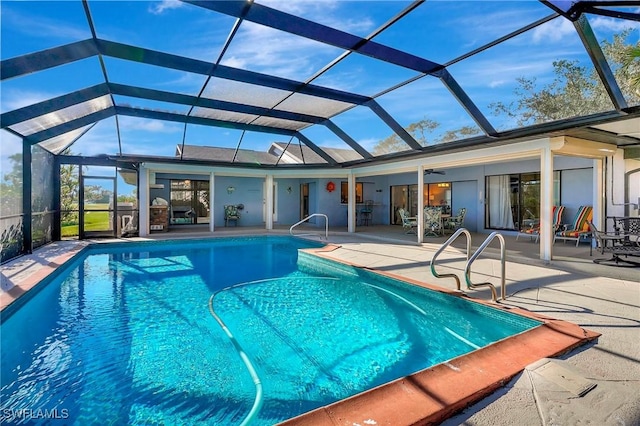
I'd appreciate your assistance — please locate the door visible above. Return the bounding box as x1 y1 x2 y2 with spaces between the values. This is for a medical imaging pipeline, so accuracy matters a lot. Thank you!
300 183 309 219
81 176 116 238
263 181 278 222
308 182 317 224
390 185 419 224
452 180 477 232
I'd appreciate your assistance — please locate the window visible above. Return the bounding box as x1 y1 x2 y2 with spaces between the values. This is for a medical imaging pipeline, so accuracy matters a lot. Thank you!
340 182 363 204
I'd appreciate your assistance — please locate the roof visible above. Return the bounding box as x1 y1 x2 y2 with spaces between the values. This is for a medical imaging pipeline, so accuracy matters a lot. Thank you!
176 141 362 166
1 0 639 169
178 144 279 165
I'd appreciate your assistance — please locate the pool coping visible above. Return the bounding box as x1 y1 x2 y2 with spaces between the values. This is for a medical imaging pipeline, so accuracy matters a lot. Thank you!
278 247 601 426
0 241 89 312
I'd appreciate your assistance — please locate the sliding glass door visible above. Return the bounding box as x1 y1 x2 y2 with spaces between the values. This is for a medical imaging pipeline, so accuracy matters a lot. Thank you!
391 183 452 224
170 180 210 225
485 172 560 230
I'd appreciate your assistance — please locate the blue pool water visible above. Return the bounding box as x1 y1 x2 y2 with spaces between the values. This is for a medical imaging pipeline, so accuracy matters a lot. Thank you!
1 236 540 425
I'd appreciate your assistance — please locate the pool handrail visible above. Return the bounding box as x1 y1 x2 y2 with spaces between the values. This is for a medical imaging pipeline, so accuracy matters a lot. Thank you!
430 228 472 292
464 231 506 302
289 213 329 240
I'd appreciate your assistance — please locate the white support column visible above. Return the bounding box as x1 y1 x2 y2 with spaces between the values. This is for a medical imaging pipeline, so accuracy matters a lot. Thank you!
417 167 424 243
139 166 150 237
539 147 553 262
265 174 274 230
209 172 215 233
348 174 356 233
593 158 605 231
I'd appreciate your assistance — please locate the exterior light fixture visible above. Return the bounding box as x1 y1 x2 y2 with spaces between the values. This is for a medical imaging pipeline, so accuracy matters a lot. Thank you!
227 186 235 194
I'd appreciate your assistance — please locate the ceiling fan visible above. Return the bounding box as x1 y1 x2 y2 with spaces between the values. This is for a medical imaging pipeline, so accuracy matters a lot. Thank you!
424 168 446 175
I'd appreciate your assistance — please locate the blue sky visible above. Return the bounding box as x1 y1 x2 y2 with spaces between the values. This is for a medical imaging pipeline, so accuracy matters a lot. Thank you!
1 0 638 176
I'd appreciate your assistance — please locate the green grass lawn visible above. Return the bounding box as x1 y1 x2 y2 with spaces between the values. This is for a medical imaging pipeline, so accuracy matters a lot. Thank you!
61 204 112 237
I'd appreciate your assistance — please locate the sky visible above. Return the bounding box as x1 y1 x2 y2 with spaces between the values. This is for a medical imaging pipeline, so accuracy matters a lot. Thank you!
1 0 639 178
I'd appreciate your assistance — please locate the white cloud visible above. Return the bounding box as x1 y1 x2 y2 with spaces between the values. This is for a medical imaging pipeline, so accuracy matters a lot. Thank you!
589 16 640 34
0 89 59 113
260 0 375 34
488 79 509 89
148 0 184 15
2 7 89 44
221 22 339 80
217 1 379 80
356 137 381 151
448 6 544 45
531 18 575 44
118 116 183 133
260 0 339 16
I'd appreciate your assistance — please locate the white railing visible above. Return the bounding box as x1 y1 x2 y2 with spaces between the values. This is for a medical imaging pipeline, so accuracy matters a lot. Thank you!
289 213 329 240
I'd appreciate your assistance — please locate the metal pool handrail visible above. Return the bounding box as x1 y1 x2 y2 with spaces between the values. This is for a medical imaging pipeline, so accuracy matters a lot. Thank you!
289 213 329 240
464 232 506 302
430 228 472 292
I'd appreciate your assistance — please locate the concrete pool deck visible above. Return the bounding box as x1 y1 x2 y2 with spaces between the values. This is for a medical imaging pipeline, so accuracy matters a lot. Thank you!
1 229 638 425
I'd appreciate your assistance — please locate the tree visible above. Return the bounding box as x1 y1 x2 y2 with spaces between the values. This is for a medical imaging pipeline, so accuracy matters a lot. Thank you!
372 118 439 155
0 153 23 215
489 30 640 126
622 44 640 95
439 126 483 143
372 116 482 155
59 163 79 225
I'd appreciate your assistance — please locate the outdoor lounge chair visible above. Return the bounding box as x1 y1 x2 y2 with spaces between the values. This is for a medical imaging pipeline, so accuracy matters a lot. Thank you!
398 208 417 234
588 221 640 266
516 205 564 243
554 205 593 247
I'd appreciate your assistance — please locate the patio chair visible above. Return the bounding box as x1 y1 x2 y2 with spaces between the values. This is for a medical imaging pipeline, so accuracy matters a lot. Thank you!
397 208 417 234
516 205 564 243
424 206 442 237
588 221 640 266
360 200 374 226
445 207 467 233
224 204 240 227
554 205 593 247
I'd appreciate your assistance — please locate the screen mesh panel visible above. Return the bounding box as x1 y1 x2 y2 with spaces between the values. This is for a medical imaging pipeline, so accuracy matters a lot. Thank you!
37 125 93 155
275 92 355 118
192 107 260 124
203 78 292 109
9 96 112 137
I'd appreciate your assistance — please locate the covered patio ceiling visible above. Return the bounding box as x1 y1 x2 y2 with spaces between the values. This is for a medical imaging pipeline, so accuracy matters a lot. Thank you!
1 0 639 169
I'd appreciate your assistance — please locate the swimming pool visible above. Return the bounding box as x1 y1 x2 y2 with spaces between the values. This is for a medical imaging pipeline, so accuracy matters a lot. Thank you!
1 236 541 425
